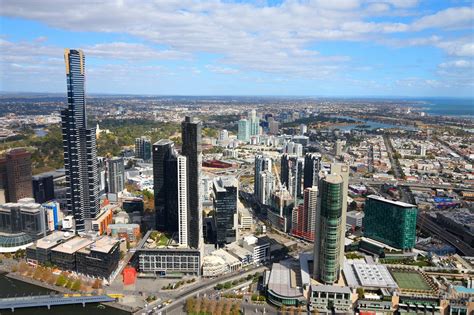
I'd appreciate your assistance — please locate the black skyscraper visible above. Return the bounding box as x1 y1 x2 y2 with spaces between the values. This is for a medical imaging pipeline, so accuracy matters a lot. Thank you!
61 49 99 232
153 139 179 232
280 154 290 188
32 175 55 204
213 177 237 246
181 116 203 250
304 153 321 189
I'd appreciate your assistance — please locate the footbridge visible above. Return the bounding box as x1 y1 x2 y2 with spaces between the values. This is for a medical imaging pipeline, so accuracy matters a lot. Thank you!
0 294 117 311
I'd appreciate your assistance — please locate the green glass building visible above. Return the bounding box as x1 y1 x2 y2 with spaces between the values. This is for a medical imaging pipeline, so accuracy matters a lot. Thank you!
313 174 344 284
364 195 418 250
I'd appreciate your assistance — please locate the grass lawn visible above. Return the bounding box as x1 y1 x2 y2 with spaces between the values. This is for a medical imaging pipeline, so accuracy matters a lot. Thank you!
390 271 431 291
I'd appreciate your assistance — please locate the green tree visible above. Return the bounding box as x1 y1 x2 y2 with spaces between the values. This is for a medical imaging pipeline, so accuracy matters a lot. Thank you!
55 274 67 287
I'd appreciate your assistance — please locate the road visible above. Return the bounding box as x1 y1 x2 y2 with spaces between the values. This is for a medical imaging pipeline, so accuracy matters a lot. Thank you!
418 214 474 256
134 266 268 315
383 134 403 178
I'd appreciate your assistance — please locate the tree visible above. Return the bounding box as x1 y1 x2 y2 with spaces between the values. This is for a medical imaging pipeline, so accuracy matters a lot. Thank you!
71 279 82 291
356 287 365 298
185 298 196 313
56 274 67 287
92 279 102 289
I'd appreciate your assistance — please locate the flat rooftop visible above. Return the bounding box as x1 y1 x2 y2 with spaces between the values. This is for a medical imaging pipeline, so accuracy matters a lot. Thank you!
51 236 94 255
213 176 237 192
343 259 398 289
367 194 416 208
36 231 75 250
80 236 119 254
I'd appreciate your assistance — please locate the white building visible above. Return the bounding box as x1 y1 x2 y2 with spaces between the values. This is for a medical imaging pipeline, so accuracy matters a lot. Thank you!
177 155 188 246
239 207 253 230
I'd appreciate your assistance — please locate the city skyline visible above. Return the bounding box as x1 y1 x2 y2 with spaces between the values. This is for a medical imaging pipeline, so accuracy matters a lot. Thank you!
1 1 473 97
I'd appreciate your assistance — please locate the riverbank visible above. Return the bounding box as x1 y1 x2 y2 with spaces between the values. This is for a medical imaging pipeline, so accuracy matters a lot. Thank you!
4 272 136 313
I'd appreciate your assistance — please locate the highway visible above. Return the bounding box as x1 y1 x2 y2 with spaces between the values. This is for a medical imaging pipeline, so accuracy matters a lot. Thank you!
418 214 474 256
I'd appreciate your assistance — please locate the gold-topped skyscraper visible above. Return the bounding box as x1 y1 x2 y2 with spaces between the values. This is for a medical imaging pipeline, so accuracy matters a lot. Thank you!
61 49 99 232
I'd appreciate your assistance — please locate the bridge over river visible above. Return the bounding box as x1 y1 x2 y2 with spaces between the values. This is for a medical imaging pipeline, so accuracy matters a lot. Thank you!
0 294 116 311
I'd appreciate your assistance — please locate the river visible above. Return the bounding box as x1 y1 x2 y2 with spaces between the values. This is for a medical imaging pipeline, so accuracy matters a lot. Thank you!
0 273 129 315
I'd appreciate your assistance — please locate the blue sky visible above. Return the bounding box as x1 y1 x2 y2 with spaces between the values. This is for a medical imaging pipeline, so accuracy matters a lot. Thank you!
0 0 473 97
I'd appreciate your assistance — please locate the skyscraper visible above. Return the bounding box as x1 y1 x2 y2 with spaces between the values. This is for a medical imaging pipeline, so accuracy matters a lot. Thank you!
181 116 203 250
364 195 418 250
303 153 321 189
281 154 303 200
153 139 178 232
249 109 260 136
177 155 188 246
258 170 275 205
213 177 238 246
135 136 152 161
61 49 99 232
107 157 125 194
238 119 250 142
32 174 55 204
313 174 344 284
254 154 272 197
0 148 33 203
291 186 318 242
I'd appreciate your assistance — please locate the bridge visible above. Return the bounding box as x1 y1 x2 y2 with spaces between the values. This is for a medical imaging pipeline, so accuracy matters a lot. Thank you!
0 294 116 311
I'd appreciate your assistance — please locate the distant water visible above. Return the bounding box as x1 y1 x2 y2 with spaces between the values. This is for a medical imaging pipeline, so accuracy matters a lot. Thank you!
409 98 474 117
34 129 48 137
0 273 128 315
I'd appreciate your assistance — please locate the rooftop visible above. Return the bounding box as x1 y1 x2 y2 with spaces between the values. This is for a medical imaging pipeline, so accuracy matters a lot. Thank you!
51 237 94 255
311 284 351 294
367 194 416 208
36 231 74 250
268 262 303 298
343 259 398 289
80 236 119 254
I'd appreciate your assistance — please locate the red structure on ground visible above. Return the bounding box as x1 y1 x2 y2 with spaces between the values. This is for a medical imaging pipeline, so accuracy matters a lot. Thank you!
122 266 137 285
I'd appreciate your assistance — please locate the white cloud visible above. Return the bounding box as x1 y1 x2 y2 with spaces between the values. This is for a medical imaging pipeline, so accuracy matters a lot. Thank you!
412 6 474 30
0 0 473 93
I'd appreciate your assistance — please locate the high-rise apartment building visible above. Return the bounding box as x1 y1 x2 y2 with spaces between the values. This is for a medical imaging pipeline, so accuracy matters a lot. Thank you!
303 153 321 189
107 157 124 194
254 155 272 196
280 154 303 199
335 139 344 156
176 155 188 246
32 174 55 204
291 186 318 242
313 174 344 284
258 170 275 205
249 109 260 136
238 119 250 142
135 136 152 161
364 195 418 250
213 177 238 246
0 148 33 203
61 49 99 232
181 116 203 250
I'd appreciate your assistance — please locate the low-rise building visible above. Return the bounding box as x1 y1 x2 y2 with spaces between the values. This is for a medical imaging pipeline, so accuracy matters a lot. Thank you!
76 236 120 279
265 262 306 307
107 223 140 242
309 285 352 313
50 237 94 271
239 207 253 230
135 230 201 276
91 207 113 235
26 231 74 264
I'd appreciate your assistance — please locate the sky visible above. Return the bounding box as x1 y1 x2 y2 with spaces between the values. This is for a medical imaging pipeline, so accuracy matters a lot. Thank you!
0 0 473 97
